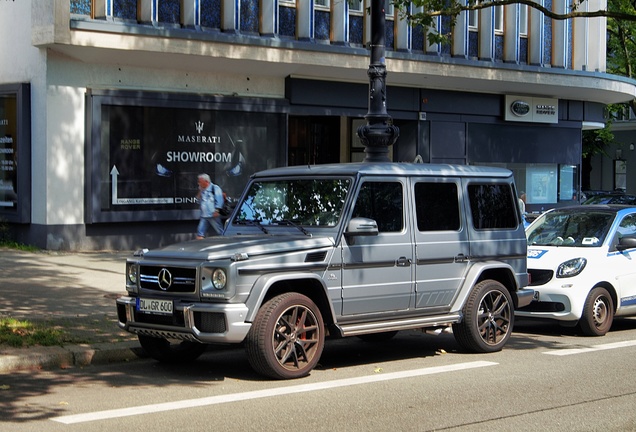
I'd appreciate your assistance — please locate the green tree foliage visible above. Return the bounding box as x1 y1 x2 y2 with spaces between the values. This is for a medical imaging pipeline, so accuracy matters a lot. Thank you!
606 0 636 114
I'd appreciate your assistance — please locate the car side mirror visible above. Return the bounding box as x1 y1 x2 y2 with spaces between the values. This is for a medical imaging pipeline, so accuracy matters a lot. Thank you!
616 236 636 251
345 217 379 237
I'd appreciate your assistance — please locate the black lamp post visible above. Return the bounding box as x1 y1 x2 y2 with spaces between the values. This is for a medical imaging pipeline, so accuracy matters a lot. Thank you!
357 0 399 162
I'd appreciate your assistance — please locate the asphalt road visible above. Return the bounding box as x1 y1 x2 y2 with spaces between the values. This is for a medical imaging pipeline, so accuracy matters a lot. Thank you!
1 317 636 432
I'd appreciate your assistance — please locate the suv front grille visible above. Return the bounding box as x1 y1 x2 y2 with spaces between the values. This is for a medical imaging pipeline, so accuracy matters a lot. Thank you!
139 265 197 293
528 269 554 286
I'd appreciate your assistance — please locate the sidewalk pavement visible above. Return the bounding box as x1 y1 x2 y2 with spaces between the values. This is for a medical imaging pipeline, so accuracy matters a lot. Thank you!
0 248 146 373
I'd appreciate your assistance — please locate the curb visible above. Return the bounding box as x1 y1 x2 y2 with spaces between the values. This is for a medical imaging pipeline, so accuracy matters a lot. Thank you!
0 341 145 373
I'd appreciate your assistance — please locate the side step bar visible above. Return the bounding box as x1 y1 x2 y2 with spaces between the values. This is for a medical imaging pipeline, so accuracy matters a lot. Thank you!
336 313 462 337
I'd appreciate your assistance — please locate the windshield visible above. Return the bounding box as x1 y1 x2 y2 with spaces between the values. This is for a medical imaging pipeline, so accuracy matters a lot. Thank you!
233 178 351 227
527 210 614 247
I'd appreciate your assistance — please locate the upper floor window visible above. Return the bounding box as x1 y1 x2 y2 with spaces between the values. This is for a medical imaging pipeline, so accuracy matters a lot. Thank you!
349 0 363 13
468 1 479 29
519 4 528 35
280 0 295 5
384 0 394 17
315 0 330 9
494 5 504 33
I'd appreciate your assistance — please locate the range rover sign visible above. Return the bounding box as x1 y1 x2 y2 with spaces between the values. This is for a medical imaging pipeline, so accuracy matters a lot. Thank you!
505 95 558 124
510 100 531 117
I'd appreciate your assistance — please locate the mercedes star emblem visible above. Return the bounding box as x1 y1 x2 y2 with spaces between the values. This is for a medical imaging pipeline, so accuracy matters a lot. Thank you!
157 268 173 290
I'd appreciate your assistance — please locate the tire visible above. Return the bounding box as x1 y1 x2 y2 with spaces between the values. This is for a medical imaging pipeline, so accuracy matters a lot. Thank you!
138 335 207 363
246 293 325 380
357 331 399 343
452 280 514 353
579 287 614 336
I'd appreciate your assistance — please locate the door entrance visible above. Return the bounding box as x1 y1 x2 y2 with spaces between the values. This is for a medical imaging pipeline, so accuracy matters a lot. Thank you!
288 116 340 166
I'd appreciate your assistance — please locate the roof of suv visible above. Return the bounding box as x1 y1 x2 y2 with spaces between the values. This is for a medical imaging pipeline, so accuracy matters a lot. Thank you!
252 162 513 179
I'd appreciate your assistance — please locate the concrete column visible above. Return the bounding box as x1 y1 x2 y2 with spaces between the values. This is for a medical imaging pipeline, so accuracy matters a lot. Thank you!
452 1 467 58
261 0 276 36
182 0 199 28
395 2 411 51
331 0 347 44
478 3 494 61
552 0 567 68
92 0 113 20
297 0 314 40
503 3 519 63
528 0 544 65
222 0 239 32
138 0 158 24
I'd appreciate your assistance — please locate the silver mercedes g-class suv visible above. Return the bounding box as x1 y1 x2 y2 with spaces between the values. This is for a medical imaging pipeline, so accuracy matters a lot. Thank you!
117 162 533 379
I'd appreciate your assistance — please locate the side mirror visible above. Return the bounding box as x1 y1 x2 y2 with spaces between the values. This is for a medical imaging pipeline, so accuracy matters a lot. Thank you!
345 217 379 237
616 236 636 252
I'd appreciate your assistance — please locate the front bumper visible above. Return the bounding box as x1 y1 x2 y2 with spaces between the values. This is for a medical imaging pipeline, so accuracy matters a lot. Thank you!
116 296 251 344
514 284 583 322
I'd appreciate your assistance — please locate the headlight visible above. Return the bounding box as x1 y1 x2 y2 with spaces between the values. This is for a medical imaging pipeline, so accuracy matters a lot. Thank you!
212 268 227 289
127 263 138 284
556 257 587 278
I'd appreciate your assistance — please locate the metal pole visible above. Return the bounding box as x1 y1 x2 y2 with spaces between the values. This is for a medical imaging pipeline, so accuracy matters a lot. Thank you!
357 0 399 162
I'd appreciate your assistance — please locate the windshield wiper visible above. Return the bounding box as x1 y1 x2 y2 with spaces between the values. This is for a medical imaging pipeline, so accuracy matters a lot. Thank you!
279 219 312 237
235 219 268 234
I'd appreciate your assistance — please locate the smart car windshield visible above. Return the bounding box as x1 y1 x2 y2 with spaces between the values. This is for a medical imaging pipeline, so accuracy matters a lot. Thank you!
233 178 351 227
527 210 614 247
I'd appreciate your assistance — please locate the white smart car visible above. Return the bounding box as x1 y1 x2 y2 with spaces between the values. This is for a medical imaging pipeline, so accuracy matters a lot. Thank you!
517 205 636 336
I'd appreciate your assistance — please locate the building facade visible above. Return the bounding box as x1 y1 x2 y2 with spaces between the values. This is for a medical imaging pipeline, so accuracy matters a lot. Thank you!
1 0 635 250
588 108 636 195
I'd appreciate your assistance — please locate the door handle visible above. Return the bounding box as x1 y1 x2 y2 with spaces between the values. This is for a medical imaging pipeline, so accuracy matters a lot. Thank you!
396 257 411 267
454 254 469 263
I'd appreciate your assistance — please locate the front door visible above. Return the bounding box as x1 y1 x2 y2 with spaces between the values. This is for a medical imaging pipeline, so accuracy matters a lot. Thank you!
341 179 414 315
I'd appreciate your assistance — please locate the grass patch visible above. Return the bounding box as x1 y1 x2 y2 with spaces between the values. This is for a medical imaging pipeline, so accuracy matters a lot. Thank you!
0 317 65 348
0 217 39 252
0 241 39 252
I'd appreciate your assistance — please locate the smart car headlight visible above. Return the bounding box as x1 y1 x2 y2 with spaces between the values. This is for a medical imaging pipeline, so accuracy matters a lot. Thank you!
212 268 227 290
556 257 587 278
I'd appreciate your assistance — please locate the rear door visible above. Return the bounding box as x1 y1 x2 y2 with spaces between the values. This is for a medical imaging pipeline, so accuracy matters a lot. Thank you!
412 178 470 309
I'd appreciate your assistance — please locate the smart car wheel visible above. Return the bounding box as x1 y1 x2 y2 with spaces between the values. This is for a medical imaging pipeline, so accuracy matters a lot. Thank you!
579 287 614 336
452 280 513 353
246 293 325 380
138 335 207 363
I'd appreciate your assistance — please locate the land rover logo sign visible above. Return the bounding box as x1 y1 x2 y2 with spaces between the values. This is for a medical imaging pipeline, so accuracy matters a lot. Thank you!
158 268 173 290
511 100 531 117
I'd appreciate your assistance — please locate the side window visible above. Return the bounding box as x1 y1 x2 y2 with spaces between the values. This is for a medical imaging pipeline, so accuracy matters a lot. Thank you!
352 182 403 233
468 183 518 229
414 182 460 231
618 214 636 238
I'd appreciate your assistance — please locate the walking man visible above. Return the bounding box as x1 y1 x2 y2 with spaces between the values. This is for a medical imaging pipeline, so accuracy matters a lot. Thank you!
196 173 224 239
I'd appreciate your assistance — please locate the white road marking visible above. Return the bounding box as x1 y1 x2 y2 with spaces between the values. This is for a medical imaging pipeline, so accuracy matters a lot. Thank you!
543 339 636 356
51 361 497 424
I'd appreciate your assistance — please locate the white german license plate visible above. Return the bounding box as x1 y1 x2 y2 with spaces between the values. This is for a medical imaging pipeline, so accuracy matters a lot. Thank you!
136 298 173 315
